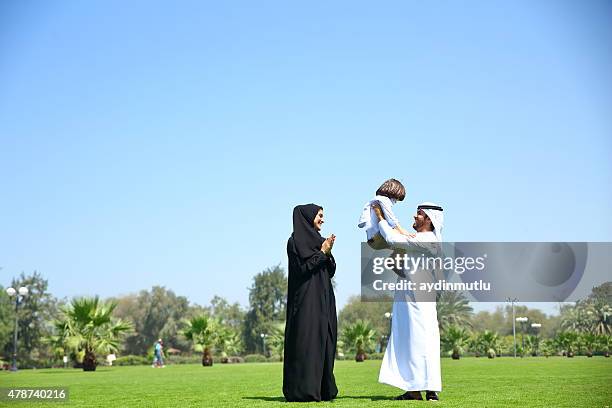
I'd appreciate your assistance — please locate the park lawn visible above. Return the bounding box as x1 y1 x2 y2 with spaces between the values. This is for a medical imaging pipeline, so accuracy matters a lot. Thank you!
0 357 610 408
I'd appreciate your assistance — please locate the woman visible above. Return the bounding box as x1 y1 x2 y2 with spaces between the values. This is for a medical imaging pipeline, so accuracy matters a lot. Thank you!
283 204 338 402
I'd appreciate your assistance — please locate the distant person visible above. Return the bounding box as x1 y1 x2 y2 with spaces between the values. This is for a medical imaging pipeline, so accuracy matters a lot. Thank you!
152 339 165 368
283 204 338 402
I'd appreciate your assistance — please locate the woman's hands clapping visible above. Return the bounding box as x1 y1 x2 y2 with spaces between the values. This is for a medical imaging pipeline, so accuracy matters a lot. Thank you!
321 234 336 255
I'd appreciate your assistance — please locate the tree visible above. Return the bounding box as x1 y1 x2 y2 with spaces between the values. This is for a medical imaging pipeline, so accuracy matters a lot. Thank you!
214 324 243 363
537 339 556 357
209 296 245 332
581 333 597 357
341 320 377 362
584 299 611 335
56 297 131 371
338 296 391 351
183 315 218 366
555 331 579 358
596 335 611 357
474 330 501 359
441 325 470 360
525 335 541 357
113 286 190 355
267 321 286 361
559 283 612 336
3 272 60 367
0 286 13 361
243 265 287 353
470 307 507 335
436 291 473 331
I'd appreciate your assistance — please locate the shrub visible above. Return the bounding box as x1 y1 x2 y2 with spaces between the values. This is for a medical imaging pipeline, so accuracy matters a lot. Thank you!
368 352 384 360
266 355 282 362
228 356 244 364
244 354 267 363
165 355 202 365
114 355 149 366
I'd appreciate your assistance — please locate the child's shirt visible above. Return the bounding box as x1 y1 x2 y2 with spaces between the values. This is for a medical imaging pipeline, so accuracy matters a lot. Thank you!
357 195 400 240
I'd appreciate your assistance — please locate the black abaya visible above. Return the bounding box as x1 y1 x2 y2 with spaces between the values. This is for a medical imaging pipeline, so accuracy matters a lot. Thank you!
283 204 338 402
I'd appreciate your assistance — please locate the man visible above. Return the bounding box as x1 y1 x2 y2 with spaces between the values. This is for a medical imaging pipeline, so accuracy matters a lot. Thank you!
372 202 444 401
152 339 165 368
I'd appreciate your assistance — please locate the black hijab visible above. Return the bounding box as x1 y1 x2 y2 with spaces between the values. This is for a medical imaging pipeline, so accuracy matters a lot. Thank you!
292 204 325 259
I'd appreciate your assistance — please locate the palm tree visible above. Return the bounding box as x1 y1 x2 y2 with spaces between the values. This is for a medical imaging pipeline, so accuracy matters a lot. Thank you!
561 303 591 333
441 325 470 360
475 330 501 359
556 331 579 358
214 325 243 363
44 320 70 364
562 300 611 335
341 320 377 362
56 297 132 371
436 291 473 332
581 333 597 357
585 300 612 335
267 321 286 362
469 335 484 357
525 335 541 357
596 335 611 357
183 315 218 366
540 339 556 358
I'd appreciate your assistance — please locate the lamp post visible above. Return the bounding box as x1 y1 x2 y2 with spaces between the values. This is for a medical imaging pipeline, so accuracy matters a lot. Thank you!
260 333 267 357
384 312 392 336
516 317 529 356
506 297 518 357
5 286 29 371
531 323 542 356
382 312 392 353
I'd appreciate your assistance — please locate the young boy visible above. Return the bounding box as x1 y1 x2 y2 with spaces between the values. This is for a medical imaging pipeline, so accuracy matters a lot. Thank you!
358 178 411 249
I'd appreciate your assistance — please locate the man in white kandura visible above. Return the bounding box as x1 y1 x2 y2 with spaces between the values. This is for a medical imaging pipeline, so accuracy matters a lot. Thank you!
372 202 444 401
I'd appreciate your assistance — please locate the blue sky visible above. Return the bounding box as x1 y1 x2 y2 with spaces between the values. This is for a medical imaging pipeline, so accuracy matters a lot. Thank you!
1 1 611 315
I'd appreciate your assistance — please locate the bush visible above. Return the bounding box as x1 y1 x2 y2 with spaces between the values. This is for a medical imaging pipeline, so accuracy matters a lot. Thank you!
114 355 149 366
368 352 384 360
165 355 202 365
244 354 267 363
266 355 282 362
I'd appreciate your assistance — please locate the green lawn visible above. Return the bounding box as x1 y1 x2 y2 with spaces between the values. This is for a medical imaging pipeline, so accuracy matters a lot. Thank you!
1 357 610 407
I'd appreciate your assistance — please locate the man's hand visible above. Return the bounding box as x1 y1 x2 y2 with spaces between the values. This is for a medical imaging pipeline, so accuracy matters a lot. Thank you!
372 203 385 221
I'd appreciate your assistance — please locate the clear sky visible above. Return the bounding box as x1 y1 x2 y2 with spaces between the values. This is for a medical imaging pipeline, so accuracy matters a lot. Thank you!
1 1 611 315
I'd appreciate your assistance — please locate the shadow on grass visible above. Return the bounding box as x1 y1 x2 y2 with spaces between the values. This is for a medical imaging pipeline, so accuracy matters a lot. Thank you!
243 396 392 402
242 397 286 402
36 370 112 374
335 396 392 401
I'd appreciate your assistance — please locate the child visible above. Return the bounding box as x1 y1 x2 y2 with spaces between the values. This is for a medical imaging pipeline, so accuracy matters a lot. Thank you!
358 178 411 249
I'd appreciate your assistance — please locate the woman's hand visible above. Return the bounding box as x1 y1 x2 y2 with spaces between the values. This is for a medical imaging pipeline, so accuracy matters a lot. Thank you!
321 234 336 255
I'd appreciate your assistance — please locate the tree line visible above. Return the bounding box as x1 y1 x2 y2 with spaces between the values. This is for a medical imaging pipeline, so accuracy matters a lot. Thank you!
1 269 610 369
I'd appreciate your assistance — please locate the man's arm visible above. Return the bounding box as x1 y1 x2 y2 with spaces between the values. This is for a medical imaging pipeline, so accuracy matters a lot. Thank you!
373 204 438 251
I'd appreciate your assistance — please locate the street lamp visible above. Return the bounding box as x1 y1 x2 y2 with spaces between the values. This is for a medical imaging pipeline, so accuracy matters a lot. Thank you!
260 333 267 357
6 286 29 371
382 312 393 352
516 317 529 356
531 323 542 356
506 297 518 357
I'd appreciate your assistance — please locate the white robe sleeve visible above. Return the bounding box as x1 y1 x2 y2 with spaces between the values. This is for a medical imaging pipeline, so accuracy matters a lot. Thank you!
378 220 439 254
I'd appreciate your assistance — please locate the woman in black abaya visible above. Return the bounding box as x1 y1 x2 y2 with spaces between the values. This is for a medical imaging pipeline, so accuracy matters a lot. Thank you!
283 204 338 402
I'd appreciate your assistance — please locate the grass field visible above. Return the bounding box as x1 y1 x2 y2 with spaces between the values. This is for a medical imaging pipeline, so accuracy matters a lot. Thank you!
1 357 610 407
